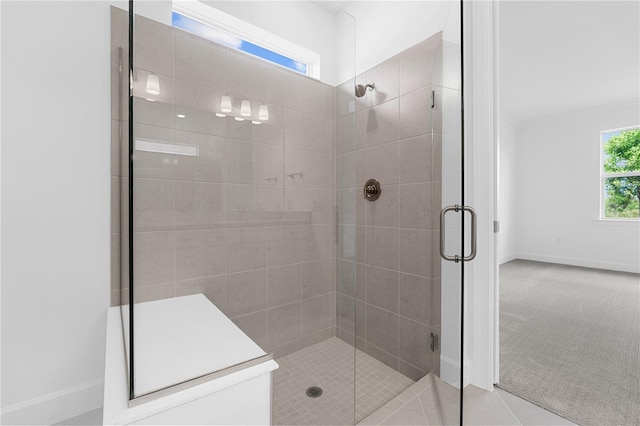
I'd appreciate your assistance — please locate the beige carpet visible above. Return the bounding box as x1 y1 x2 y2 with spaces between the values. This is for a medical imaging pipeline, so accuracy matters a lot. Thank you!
499 260 640 426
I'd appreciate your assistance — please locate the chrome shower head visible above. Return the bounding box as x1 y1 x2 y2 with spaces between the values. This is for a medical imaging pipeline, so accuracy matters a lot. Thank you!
355 83 375 98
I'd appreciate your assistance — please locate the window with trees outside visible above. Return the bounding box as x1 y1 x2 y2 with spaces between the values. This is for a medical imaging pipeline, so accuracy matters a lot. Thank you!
601 126 640 219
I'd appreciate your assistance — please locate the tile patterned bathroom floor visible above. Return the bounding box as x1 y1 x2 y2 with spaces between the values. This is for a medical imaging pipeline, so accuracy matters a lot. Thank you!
358 373 576 426
273 337 415 425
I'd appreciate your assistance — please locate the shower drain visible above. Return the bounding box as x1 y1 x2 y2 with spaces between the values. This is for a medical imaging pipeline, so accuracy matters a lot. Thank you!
306 386 323 398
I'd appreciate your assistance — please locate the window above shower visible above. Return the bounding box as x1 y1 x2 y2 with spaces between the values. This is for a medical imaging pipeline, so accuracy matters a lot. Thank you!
172 0 321 79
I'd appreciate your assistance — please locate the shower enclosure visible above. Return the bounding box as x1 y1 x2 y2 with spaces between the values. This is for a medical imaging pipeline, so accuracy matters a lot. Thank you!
111 1 468 423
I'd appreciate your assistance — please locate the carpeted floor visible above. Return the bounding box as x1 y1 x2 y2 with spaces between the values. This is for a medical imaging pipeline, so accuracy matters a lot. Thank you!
499 260 640 426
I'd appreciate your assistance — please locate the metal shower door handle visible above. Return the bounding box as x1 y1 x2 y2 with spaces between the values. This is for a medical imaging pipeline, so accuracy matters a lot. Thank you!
439 205 477 263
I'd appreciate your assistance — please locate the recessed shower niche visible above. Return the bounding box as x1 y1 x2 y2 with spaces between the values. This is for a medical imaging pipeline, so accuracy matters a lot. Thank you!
110 1 464 423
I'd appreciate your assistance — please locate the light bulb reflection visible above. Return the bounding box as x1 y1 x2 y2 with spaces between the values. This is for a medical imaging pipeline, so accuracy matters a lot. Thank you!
146 74 160 95
258 104 269 121
221 95 232 113
240 100 251 117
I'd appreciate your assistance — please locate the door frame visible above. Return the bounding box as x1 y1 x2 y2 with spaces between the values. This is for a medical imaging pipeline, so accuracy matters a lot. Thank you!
462 0 499 391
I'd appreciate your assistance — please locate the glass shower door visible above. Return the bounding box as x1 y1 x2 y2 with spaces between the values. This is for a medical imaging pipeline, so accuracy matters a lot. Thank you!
342 1 467 424
121 1 360 421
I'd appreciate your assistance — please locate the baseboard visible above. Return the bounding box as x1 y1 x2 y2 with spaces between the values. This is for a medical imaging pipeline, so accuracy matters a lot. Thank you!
1 379 103 425
516 253 640 274
498 254 518 265
439 355 471 388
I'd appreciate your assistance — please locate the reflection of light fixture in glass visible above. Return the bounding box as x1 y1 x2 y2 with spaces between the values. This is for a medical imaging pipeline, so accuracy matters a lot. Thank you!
221 95 232 113
234 117 245 121
258 104 269 121
145 98 156 102
177 114 186 119
252 121 261 125
146 74 160 95
215 113 226 118
136 139 199 156
241 100 251 117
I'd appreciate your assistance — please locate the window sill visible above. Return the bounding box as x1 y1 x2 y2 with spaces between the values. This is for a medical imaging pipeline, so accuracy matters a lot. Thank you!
593 218 640 225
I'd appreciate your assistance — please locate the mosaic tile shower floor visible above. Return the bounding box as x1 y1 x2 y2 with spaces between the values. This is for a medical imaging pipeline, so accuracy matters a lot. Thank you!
273 338 414 425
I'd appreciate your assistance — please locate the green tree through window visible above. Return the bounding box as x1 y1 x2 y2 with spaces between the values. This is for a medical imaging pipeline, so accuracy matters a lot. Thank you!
603 128 640 218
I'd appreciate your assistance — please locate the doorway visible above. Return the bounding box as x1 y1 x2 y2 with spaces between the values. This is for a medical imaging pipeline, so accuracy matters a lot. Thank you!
496 2 640 425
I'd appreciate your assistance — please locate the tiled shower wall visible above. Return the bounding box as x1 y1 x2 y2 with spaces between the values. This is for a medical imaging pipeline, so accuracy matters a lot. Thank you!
111 9 337 358
111 9 445 373
335 33 444 381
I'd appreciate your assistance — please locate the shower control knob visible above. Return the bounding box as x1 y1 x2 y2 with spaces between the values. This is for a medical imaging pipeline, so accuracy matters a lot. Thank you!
364 179 381 201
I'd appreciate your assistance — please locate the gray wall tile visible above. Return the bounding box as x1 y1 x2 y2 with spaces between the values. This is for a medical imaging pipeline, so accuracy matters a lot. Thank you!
367 56 399 107
175 30 225 90
268 264 302 307
366 305 399 356
398 229 435 278
365 99 399 147
174 131 228 183
174 80 225 136
366 142 399 185
226 227 268 273
232 310 268 350
133 178 175 231
175 181 225 229
134 282 175 304
268 301 301 348
399 86 433 140
366 227 399 270
176 275 226 312
226 50 268 101
175 229 225 280
398 317 431 372
301 259 335 298
301 293 335 335
398 183 434 230
226 269 267 317
284 109 335 154
266 226 302 267
364 341 398 371
133 123 177 180
366 184 399 227
399 134 433 184
132 231 175 286
399 32 441 95
134 15 174 77
399 273 432 325
366 266 399 313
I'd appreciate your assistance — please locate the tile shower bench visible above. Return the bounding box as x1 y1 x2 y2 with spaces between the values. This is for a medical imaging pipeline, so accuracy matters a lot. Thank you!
103 294 278 424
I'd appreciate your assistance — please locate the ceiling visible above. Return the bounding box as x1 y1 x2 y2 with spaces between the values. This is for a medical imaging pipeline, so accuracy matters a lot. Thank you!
499 1 640 124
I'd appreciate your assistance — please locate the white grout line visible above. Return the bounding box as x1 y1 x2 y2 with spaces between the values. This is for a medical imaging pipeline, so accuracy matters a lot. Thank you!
417 395 430 426
493 388 524 426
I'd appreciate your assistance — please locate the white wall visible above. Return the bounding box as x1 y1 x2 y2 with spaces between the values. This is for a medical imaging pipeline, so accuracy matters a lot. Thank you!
1 1 111 424
515 98 640 273
498 114 518 263
337 1 455 83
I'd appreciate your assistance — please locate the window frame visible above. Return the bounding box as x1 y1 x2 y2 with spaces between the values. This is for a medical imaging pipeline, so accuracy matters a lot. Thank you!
600 125 640 221
172 0 321 79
